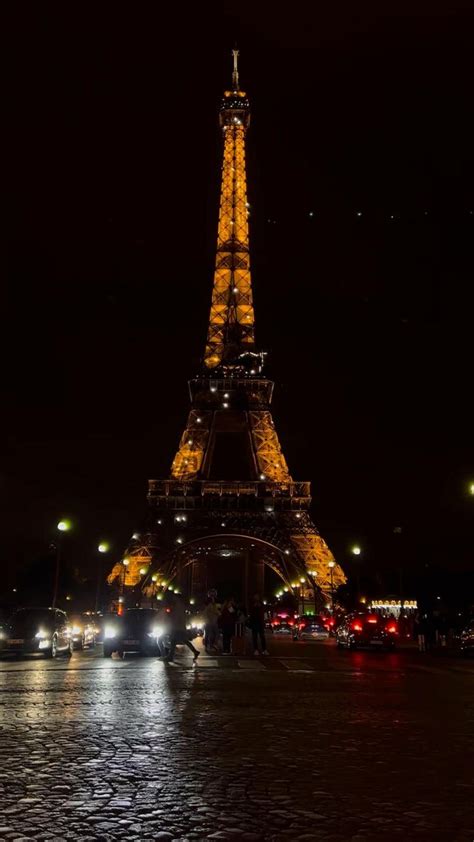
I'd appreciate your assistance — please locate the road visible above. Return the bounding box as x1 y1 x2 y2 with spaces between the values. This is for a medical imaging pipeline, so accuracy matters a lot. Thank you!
0 637 473 841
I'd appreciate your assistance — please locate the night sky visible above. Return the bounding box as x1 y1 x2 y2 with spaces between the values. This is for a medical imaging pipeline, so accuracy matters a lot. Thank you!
5 3 474 603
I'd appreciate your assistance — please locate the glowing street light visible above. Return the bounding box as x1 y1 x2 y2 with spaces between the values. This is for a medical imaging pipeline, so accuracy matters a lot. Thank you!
52 519 73 608
328 561 336 611
351 546 362 556
469 482 474 496
95 541 110 612
119 557 130 603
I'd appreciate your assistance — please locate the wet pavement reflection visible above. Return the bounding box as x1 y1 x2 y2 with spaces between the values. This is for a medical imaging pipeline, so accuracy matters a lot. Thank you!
0 639 473 840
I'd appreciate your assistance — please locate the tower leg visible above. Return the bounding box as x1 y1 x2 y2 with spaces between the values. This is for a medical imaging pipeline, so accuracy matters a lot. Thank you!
191 559 207 602
244 551 249 614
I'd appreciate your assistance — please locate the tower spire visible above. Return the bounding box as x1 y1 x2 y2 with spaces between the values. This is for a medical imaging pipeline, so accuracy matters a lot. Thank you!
232 47 239 90
204 52 255 371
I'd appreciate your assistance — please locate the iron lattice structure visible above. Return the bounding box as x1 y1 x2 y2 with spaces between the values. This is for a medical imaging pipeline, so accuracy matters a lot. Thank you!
108 51 346 607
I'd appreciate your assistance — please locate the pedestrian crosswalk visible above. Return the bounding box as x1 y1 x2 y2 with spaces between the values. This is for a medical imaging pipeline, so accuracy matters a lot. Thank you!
169 653 474 676
176 655 317 672
1 652 473 676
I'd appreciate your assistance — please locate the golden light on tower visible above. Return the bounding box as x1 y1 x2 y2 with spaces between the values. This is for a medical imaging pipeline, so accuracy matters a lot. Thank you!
108 51 347 605
204 48 255 369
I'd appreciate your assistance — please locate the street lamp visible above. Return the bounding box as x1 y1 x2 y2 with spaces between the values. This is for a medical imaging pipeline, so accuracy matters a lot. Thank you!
307 569 318 613
299 576 306 615
351 545 362 599
120 558 129 593
52 519 72 608
95 542 110 612
328 561 335 612
469 482 474 496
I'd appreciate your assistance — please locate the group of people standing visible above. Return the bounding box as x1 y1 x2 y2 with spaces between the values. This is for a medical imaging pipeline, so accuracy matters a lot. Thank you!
197 594 269 656
155 592 269 664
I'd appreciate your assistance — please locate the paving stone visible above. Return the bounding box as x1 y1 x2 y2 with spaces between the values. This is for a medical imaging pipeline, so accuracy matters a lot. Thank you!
0 644 473 841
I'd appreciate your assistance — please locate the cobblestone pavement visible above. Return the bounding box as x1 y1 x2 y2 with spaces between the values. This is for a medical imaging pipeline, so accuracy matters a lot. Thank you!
0 640 473 841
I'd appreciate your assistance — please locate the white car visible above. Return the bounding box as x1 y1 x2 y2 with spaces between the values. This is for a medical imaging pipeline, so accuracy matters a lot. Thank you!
298 619 330 641
271 620 296 636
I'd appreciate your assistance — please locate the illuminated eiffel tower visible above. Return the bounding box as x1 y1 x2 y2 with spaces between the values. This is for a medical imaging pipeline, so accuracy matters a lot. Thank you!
108 51 346 609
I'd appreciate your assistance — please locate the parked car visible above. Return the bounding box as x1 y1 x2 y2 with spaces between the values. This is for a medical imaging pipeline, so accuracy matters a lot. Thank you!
297 616 330 641
336 612 398 651
103 608 161 657
69 615 97 650
459 621 474 655
3 608 73 658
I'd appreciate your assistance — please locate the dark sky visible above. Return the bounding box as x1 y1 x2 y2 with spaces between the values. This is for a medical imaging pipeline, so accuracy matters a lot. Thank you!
4 2 474 597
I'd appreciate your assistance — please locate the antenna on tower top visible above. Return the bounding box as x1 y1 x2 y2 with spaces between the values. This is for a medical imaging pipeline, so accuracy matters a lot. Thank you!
232 47 239 90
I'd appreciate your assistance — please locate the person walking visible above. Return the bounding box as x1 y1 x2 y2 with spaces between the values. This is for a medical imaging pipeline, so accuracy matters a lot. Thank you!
166 593 200 664
249 593 269 655
156 603 173 659
219 598 237 654
415 611 430 653
202 598 220 653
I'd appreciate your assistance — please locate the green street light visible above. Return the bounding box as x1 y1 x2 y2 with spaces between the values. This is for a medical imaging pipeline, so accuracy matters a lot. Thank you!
57 519 72 532
351 545 362 556
469 482 474 496
98 542 110 553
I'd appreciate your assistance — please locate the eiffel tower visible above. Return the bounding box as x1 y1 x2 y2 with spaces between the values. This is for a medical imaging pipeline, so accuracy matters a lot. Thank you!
108 51 346 610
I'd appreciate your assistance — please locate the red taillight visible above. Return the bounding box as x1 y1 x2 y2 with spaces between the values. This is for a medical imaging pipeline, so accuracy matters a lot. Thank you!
327 618 335 627
367 616 378 624
288 620 294 627
352 622 363 632
387 624 398 633
272 621 278 627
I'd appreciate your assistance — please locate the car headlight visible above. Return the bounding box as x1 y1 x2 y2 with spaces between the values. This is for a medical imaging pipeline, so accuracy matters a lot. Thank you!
71 625 82 635
148 625 163 638
104 626 118 639
0 631 5 640
35 628 49 640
